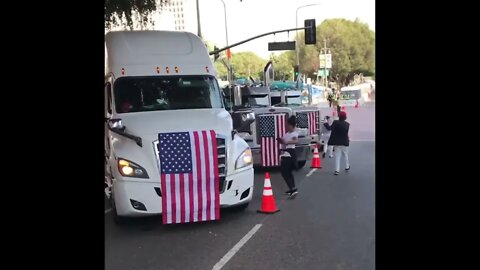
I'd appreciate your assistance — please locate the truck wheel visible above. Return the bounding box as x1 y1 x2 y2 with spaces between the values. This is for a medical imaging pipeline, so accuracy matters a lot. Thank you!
232 202 249 212
297 161 307 169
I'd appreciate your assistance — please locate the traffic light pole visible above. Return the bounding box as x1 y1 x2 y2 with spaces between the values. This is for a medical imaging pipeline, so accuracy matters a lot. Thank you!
295 3 321 66
209 26 311 56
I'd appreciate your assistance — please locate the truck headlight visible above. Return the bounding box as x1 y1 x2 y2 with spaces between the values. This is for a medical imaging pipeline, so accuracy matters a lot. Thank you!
235 148 253 169
117 158 149 179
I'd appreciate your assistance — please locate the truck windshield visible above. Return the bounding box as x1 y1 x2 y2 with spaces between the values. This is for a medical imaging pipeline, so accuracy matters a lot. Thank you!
247 95 269 107
287 96 302 105
114 76 223 113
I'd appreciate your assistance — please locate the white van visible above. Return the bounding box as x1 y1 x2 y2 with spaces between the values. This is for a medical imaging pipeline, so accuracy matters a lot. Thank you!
105 31 254 223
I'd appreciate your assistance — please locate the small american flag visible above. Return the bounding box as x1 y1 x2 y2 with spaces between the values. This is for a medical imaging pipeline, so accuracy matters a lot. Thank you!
259 114 286 167
158 130 220 224
297 111 319 135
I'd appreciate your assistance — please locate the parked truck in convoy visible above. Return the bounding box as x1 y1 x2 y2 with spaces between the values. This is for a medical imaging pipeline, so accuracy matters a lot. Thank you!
269 81 322 153
104 31 255 223
222 62 314 169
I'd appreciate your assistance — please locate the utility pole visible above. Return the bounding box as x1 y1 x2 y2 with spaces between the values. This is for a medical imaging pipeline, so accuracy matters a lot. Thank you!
320 38 331 88
323 38 327 88
196 0 202 38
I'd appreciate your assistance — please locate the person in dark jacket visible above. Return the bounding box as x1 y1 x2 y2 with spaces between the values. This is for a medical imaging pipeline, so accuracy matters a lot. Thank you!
325 111 350 175
327 92 333 107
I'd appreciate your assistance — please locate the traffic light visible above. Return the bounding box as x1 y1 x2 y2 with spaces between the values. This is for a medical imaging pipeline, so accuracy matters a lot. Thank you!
293 65 299 79
214 46 220 62
304 19 316 45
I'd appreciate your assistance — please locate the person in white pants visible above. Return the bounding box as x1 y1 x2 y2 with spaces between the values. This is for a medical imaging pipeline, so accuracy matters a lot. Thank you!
325 111 351 175
321 116 333 158
334 145 349 174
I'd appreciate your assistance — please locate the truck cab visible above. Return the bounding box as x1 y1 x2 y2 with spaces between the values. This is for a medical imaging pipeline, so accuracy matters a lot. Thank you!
270 81 322 154
222 63 313 169
105 31 254 222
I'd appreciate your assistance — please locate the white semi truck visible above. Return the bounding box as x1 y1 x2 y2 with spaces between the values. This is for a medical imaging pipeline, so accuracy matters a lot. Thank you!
104 31 255 223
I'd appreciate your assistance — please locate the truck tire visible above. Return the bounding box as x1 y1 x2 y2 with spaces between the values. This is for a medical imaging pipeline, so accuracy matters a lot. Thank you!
297 161 307 169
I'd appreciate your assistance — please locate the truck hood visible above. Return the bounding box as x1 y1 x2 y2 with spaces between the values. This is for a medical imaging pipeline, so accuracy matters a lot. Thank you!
118 109 233 142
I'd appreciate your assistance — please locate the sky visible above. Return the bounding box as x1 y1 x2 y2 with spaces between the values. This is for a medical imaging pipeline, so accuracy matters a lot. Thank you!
194 0 375 58
113 0 375 59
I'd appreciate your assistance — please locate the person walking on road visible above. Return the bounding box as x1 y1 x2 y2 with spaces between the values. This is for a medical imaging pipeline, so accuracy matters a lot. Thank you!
277 115 299 198
327 92 333 108
325 111 350 175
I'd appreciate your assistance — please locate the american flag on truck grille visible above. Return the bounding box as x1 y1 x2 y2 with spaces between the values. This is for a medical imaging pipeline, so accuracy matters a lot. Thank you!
259 114 286 167
297 111 319 135
158 130 220 225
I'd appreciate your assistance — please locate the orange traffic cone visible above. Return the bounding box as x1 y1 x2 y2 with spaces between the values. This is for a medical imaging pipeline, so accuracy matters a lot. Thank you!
311 144 322 168
257 172 280 214
355 101 359 108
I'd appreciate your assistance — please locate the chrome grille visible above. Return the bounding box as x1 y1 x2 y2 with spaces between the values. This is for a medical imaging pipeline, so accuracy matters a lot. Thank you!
216 136 227 193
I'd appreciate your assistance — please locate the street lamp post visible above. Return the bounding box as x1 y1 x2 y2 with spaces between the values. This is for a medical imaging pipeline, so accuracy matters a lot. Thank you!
295 3 321 66
218 0 231 83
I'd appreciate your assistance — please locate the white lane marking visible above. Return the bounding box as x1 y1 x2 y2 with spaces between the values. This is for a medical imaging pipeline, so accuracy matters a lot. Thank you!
105 208 112 214
306 168 318 177
212 224 263 270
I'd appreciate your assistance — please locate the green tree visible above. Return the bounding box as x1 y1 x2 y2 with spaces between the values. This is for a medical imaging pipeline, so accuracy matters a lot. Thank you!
229 52 266 80
214 57 228 80
105 0 170 29
269 52 295 81
296 18 375 88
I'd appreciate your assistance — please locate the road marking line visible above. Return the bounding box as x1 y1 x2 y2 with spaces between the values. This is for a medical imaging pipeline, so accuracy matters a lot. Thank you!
105 208 112 214
212 224 262 270
306 168 317 177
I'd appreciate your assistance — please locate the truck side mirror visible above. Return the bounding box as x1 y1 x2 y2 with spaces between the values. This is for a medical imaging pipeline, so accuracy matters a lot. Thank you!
240 112 255 129
108 119 125 132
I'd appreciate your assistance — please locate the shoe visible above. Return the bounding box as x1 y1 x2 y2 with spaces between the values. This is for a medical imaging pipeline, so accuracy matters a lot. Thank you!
329 155 334 158
345 166 350 171
284 190 292 195
334 171 339 175
288 191 299 199
322 153 326 158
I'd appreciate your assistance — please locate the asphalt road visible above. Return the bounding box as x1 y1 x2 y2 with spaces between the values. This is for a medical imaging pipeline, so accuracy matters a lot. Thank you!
105 105 375 270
